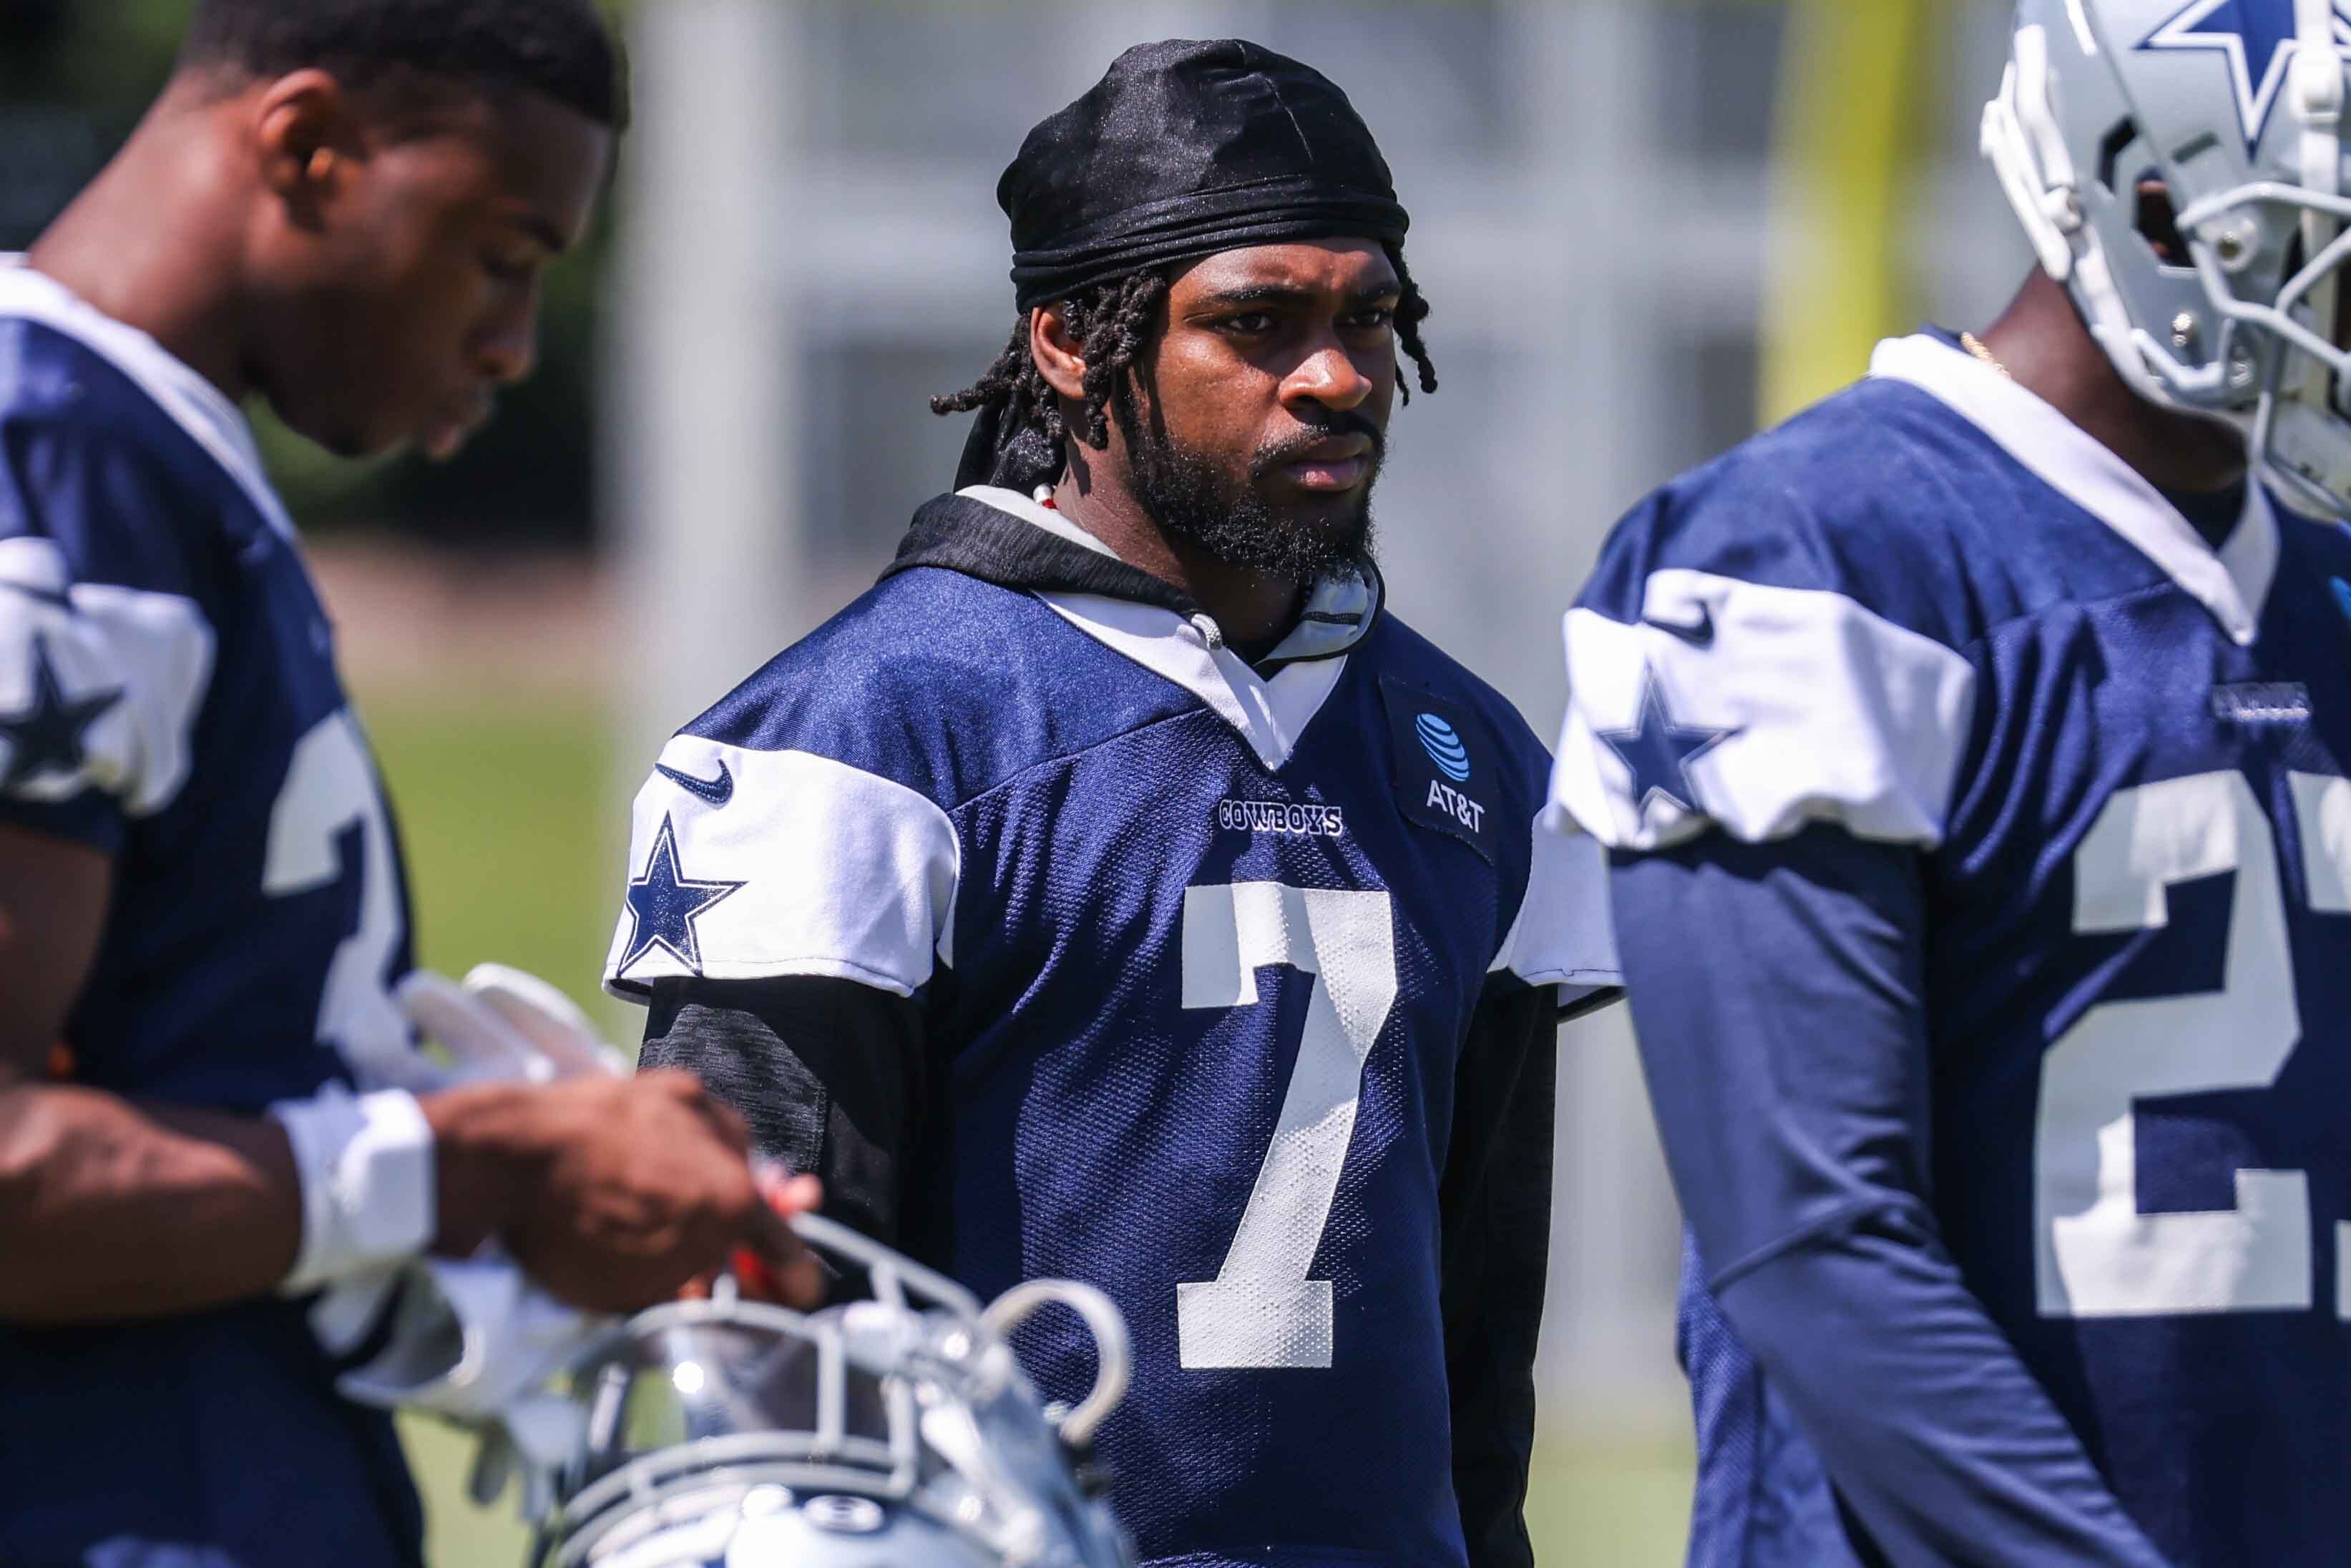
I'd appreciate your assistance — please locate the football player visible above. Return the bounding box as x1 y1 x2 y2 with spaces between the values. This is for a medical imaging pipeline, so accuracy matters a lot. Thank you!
1548 0 2351 1563
0 5 816 1565
603 39 1621 1568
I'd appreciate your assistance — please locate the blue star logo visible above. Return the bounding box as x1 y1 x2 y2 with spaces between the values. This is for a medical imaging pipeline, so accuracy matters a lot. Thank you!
2142 0 2351 150
0 633 123 792
1595 673 1733 818
616 815 745 976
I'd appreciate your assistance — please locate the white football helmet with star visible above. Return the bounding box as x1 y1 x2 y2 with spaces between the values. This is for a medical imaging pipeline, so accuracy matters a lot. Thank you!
1985 0 2351 513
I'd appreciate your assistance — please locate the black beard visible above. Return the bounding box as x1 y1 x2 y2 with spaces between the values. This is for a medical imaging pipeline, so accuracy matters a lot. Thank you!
1118 401 1383 583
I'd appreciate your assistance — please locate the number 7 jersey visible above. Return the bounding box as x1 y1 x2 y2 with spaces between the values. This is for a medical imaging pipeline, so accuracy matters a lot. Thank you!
604 486 1619 1567
1551 331 2351 1566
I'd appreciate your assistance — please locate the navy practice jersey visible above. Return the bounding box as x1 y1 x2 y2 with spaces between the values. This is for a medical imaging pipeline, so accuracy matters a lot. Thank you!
606 487 1618 1568
1551 331 2351 1565
0 263 421 1567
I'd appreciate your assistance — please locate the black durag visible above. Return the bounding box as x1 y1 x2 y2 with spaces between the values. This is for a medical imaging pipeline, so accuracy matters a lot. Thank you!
957 38 1412 491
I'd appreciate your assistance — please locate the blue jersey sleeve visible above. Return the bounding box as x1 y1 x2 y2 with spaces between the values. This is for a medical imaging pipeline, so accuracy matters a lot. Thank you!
0 388 217 853
1676 1229 1866 1568
1615 829 2169 1568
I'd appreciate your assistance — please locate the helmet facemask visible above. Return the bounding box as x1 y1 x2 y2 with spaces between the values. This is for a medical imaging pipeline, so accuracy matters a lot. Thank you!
528 1216 1135 1568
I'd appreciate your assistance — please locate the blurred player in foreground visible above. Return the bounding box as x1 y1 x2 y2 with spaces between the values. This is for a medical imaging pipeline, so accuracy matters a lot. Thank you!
1550 0 2351 1563
0 4 816 1564
604 39 1619 1568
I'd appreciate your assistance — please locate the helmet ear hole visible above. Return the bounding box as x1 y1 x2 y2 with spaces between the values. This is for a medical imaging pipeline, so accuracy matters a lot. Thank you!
2091 117 2193 273
2134 177 2193 270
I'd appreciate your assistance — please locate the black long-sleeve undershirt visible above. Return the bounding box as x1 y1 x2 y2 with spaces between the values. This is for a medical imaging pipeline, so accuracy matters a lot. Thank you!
638 975 930 1248
1438 978 1562 1568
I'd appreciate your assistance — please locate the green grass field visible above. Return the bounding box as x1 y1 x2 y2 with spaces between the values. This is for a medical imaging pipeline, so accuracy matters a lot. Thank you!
361 692 1694 1566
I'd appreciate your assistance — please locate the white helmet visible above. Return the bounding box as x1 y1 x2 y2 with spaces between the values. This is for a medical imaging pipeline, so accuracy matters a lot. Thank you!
1985 0 2351 513
527 1216 1134 1568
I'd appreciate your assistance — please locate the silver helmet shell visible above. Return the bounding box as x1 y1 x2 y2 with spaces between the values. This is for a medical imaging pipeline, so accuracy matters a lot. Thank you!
1983 0 2351 513
532 1216 1134 1568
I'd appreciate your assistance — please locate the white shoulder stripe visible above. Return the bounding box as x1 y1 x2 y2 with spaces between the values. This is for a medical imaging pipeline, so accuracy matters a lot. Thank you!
604 738 961 1000
0 536 215 816
1550 568 1977 851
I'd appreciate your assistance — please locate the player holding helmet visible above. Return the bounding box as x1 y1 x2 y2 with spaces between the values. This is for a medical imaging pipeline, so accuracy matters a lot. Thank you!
1550 1 2351 1563
0 6 816 1565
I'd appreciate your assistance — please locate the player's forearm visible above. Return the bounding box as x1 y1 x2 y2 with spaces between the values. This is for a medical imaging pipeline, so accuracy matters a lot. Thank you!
0 1081 534 1323
0 1084 303 1320
1719 1228 2170 1568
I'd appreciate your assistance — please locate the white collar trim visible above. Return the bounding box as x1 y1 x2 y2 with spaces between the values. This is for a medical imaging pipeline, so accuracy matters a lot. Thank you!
0 259 295 540
1036 591 1347 771
959 485 1364 770
1869 333 2276 646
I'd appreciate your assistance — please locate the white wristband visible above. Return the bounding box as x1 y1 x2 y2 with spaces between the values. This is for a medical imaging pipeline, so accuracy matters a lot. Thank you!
270 1085 438 1295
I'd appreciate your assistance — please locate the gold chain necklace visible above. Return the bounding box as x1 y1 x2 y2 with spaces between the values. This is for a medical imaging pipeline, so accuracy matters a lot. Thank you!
1960 330 2013 380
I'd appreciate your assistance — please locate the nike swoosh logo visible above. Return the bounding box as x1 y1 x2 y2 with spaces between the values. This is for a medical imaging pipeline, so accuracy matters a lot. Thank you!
656 759 734 806
1643 607 1715 648
0 580 74 613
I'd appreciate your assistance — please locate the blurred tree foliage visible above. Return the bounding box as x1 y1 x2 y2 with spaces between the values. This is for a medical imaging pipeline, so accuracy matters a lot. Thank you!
0 0 632 548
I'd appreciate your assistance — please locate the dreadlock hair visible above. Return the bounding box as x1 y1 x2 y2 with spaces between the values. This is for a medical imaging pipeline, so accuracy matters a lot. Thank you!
178 0 628 131
933 243 1438 460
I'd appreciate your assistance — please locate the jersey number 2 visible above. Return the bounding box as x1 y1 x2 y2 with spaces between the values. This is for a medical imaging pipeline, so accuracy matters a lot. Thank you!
2038 768 2351 1318
264 710 409 1073
1178 881 1398 1368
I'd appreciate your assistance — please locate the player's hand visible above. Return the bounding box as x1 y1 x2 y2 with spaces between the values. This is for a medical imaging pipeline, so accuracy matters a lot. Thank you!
682 1169 827 1305
435 1069 817 1314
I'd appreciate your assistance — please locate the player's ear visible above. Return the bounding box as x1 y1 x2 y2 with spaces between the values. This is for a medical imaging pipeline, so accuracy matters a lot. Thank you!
1030 303 1088 401
252 70 362 226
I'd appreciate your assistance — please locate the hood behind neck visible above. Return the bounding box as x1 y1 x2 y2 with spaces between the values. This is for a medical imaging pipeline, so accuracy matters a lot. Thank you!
880 487 1384 668
882 489 1198 617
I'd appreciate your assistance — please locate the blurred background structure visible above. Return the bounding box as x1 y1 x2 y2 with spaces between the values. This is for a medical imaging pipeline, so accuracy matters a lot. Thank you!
0 0 2038 1559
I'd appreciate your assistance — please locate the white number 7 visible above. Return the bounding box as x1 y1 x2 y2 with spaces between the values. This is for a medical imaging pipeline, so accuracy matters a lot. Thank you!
1177 882 1398 1369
